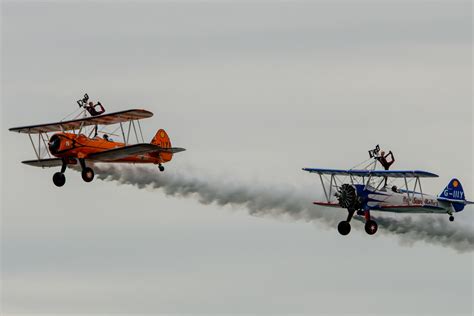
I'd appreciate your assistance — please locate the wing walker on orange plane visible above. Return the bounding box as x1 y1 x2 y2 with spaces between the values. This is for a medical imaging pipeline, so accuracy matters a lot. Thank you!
9 93 185 187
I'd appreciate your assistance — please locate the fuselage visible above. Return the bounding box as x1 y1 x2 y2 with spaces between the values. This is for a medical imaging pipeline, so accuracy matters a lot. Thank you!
315 184 451 214
358 184 449 214
48 132 170 164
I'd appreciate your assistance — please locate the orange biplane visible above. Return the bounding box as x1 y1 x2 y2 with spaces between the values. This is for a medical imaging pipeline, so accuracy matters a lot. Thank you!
9 96 185 187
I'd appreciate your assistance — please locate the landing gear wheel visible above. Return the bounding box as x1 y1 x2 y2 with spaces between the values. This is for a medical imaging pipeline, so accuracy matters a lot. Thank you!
81 167 94 182
53 172 66 187
365 220 378 235
449 215 454 222
337 221 351 236
158 165 165 172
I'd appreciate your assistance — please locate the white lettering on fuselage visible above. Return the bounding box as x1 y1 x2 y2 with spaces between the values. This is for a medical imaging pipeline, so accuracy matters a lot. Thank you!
403 196 439 207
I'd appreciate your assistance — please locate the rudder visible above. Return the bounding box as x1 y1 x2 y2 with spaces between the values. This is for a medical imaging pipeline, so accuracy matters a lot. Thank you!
438 178 466 212
151 129 173 162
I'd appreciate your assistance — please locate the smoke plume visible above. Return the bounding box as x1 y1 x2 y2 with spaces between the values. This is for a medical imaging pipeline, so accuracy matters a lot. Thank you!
91 164 473 253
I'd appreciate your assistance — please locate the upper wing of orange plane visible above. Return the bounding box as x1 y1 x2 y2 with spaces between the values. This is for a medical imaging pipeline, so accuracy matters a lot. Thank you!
9 109 153 134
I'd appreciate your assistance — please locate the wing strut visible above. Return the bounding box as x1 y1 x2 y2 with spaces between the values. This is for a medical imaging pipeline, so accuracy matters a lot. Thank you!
328 174 335 201
364 174 372 190
126 120 132 143
404 176 411 205
119 122 127 145
319 174 330 202
137 120 145 142
27 131 52 160
28 133 40 160
417 177 424 202
39 133 51 158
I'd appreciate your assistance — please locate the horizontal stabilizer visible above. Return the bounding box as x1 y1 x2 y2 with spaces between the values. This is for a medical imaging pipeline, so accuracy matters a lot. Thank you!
161 147 186 154
437 197 473 205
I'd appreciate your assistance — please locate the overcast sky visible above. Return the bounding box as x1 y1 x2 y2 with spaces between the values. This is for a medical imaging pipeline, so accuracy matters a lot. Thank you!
1 1 472 315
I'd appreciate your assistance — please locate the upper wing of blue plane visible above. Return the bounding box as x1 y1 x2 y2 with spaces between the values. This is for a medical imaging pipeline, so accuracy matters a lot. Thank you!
302 168 438 178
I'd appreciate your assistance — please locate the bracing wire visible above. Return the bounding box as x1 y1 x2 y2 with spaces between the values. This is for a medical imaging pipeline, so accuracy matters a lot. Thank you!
60 107 85 122
349 157 374 170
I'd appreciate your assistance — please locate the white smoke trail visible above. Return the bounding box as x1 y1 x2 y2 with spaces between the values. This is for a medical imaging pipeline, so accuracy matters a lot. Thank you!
91 164 473 253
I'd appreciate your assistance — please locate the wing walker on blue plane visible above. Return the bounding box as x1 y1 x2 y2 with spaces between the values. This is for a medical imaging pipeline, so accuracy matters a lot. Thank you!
303 145 473 236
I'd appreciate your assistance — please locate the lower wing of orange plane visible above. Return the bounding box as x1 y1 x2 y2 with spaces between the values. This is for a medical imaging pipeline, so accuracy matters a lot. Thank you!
22 143 185 167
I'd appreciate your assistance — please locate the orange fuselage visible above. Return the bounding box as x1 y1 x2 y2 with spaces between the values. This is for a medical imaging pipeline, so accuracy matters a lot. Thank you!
48 132 171 164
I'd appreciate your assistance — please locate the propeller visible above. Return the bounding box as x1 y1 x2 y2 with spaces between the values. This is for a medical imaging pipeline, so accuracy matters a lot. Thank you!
48 135 61 154
336 184 358 209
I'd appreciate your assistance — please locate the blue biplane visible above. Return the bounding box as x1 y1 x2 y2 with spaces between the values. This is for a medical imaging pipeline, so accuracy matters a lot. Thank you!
303 149 472 236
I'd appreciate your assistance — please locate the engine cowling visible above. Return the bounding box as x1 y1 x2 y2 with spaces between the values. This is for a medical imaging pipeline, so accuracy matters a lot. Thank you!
336 184 361 210
48 134 74 156
48 134 62 154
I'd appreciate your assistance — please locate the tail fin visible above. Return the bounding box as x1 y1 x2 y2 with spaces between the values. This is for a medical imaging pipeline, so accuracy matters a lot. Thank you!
151 129 171 148
438 178 470 212
151 129 173 162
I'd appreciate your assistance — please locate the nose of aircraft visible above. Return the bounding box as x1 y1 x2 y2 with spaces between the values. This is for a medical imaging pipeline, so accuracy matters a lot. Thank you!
48 134 61 154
